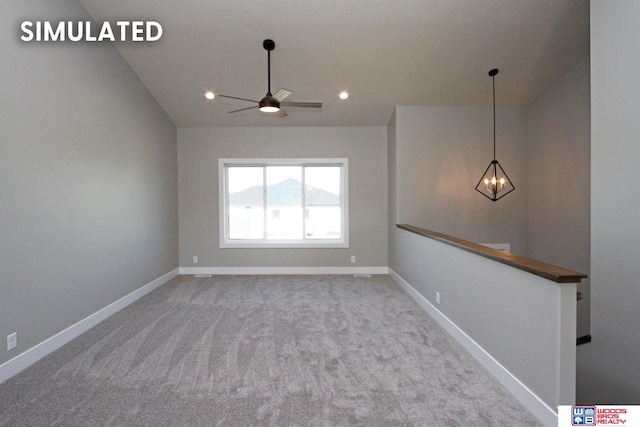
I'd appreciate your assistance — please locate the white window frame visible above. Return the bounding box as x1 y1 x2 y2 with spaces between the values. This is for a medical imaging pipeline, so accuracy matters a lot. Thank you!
219 158 349 248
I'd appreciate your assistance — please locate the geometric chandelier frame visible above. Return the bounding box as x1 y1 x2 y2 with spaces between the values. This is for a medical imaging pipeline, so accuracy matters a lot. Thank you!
475 68 515 201
475 159 515 201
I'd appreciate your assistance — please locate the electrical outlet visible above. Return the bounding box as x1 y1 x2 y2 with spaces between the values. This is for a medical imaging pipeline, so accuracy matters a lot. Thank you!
351 256 356 264
193 256 198 264
7 332 17 351
436 292 441 305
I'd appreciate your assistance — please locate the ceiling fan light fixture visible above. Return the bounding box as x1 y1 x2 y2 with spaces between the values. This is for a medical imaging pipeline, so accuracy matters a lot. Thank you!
260 106 280 113
259 95 280 112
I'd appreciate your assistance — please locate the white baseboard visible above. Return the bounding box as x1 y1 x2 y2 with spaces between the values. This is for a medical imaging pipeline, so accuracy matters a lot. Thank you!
388 268 558 427
179 266 389 275
0 268 179 384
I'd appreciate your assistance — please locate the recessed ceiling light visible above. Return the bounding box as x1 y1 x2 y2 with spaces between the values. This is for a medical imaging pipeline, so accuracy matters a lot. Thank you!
205 91 215 100
339 91 349 100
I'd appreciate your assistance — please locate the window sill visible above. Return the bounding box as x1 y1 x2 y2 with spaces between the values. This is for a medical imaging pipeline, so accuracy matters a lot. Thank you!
220 240 349 249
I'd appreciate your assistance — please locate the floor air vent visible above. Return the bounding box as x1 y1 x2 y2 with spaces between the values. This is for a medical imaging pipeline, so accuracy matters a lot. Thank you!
194 274 212 278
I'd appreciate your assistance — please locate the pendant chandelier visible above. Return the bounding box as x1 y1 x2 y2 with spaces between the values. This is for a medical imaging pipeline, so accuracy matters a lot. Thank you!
475 69 515 201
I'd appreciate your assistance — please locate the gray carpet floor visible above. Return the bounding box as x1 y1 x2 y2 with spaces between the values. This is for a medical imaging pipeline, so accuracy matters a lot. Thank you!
0 274 542 426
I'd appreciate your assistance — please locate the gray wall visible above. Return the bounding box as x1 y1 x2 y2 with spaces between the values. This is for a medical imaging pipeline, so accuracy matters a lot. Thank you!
391 226 576 414
387 105 579 414
526 57 591 338
578 1 640 403
388 110 402 273
387 111 398 225
387 67 592 413
389 60 592 337
178 126 388 269
0 0 178 366
393 106 529 255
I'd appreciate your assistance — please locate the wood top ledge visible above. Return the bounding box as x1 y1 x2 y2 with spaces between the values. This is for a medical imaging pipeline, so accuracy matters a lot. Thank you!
396 224 588 284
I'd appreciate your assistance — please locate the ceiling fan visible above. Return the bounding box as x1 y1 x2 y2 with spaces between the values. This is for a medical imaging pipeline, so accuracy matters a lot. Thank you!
218 39 322 117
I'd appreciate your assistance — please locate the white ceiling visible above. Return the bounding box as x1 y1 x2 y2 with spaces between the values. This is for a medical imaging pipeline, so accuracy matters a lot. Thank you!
77 0 589 127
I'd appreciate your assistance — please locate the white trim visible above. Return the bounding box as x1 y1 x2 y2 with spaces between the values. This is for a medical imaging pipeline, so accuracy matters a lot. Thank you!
0 268 179 384
218 240 350 249
388 268 558 427
179 266 388 275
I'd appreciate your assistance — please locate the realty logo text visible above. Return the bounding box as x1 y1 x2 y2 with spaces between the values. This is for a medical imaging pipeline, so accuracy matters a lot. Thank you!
572 405 628 425
21 21 162 42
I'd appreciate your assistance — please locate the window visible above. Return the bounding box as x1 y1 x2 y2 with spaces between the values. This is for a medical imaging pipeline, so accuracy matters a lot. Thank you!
219 158 348 248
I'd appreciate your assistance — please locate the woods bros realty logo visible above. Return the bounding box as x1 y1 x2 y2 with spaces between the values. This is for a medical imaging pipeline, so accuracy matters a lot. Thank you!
561 405 640 426
20 21 162 42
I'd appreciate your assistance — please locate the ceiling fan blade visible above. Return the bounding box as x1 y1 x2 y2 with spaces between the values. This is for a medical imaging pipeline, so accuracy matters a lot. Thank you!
228 105 259 114
280 102 322 108
273 88 292 102
218 94 259 104
277 109 288 118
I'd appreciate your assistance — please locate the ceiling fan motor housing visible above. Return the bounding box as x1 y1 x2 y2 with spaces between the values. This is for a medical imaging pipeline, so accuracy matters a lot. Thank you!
259 95 280 112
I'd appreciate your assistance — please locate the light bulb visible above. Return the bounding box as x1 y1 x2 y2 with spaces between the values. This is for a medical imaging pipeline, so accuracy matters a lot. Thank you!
484 175 506 195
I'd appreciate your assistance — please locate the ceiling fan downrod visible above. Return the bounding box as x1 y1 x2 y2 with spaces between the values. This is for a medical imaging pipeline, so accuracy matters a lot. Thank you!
263 39 275 96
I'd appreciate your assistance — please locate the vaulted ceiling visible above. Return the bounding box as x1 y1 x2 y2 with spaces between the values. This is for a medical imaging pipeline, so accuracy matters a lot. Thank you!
78 0 589 127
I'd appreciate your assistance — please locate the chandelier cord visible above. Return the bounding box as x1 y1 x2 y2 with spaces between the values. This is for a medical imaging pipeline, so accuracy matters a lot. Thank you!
492 72 496 161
